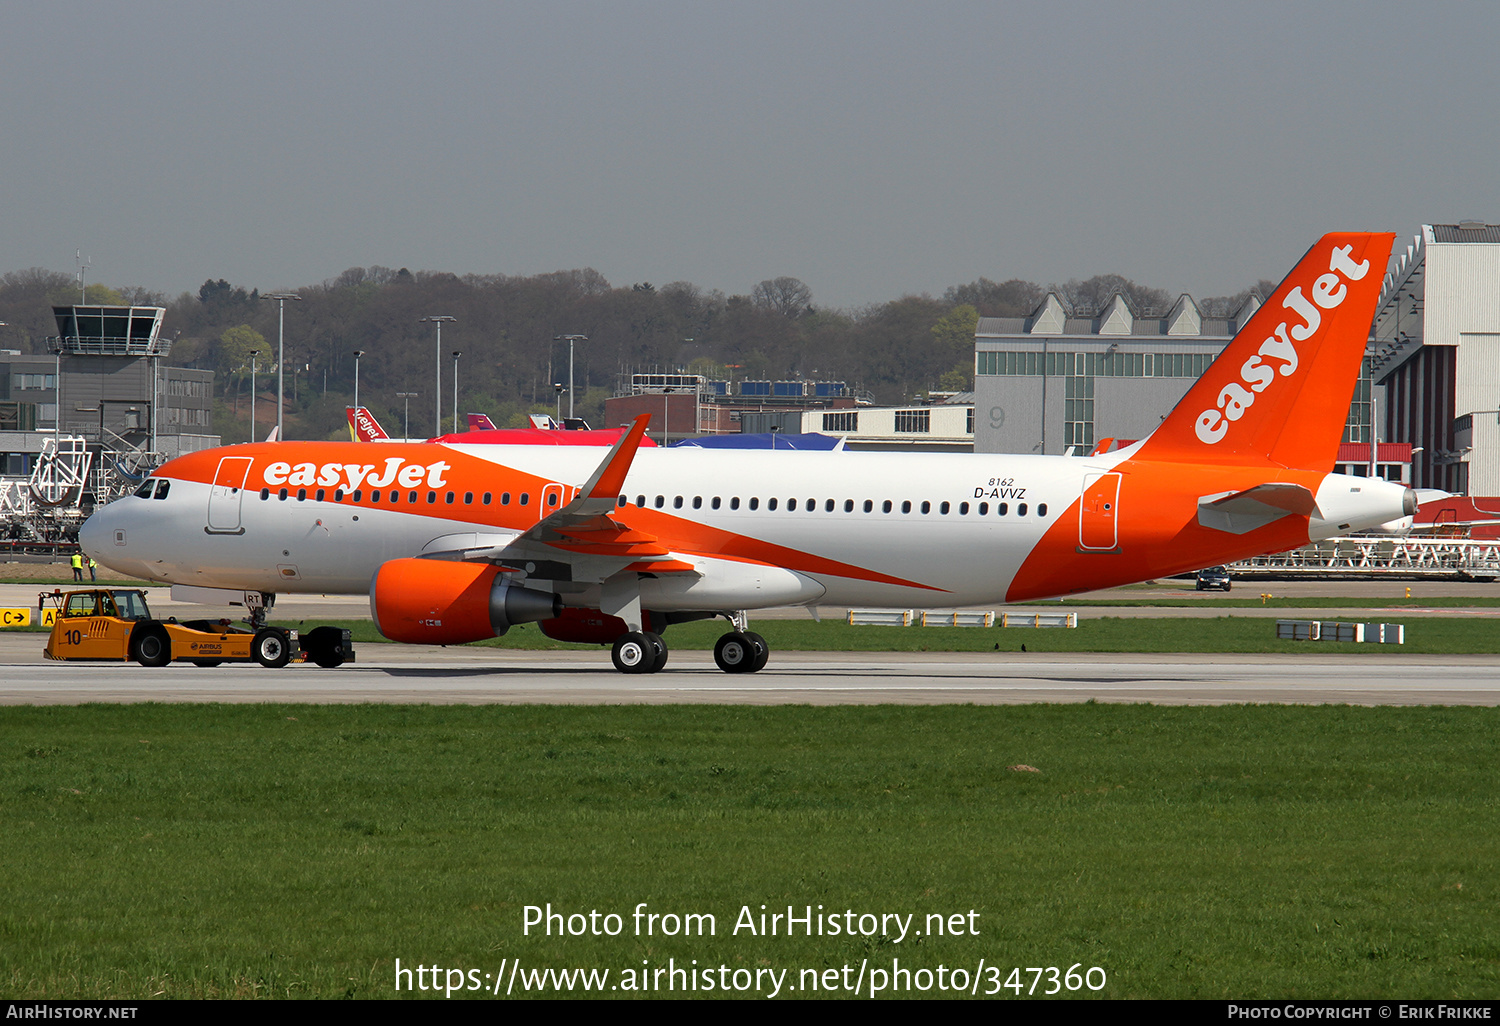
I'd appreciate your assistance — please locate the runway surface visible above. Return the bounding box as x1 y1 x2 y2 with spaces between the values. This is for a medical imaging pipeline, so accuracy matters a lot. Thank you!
3 639 1496 706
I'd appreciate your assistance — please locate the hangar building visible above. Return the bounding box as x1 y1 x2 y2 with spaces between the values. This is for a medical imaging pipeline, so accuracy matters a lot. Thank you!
1370 223 1500 494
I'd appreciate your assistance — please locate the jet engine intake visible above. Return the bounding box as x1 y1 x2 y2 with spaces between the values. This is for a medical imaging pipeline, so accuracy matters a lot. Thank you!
370 557 560 645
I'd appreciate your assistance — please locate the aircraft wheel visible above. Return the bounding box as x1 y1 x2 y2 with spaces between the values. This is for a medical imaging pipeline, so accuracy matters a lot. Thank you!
611 632 657 674
713 631 757 674
643 632 668 672
253 628 292 669
744 631 770 672
131 627 171 668
304 625 346 668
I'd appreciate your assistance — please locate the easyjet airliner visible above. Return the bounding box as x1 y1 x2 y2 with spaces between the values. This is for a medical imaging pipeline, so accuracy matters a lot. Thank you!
81 233 1412 673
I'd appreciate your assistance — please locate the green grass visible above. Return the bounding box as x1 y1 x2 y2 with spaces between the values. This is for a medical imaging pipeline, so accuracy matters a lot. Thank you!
2 704 1497 999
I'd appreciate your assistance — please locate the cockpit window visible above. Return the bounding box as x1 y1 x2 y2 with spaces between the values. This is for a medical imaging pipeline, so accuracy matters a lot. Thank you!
111 590 151 620
134 480 155 498
154 480 170 500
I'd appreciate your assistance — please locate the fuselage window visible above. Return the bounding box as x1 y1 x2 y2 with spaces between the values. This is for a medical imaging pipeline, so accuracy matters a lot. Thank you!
940 501 950 514
711 496 721 510
901 500 912 514
295 489 306 501
998 502 1008 516
278 488 289 501
959 502 968 514
1038 503 1048 517
693 496 702 509
673 496 683 509
464 492 473 504
749 497 759 511
547 492 559 508
520 493 530 506
502 492 511 505
827 499 836 512
334 489 344 501
654 495 664 508
882 500 892 513
483 493 492 505
446 492 455 504
260 488 270 500
920 500 930 514
979 502 988 514
636 495 645 507
769 498 779 511
618 496 627 507
730 497 740 510
354 490 364 502
408 491 419 503
427 491 437 503
316 488 326 502
389 491 398 503
864 500 873 513
786 498 795 511
844 499 854 512
1018 503 1028 516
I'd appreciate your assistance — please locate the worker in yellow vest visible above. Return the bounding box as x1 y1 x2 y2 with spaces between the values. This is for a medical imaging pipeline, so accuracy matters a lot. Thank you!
70 552 83 582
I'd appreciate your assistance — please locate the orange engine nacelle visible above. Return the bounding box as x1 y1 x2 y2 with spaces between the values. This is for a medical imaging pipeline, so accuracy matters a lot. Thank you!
538 607 667 645
370 558 560 645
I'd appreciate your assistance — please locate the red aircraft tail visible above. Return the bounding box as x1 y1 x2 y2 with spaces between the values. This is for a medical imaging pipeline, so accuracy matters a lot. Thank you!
346 406 390 442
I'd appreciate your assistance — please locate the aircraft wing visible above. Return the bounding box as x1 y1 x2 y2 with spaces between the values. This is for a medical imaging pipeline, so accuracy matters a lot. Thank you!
1197 483 1319 535
457 415 700 583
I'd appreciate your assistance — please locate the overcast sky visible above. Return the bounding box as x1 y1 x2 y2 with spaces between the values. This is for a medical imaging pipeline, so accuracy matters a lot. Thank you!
3 1 1494 309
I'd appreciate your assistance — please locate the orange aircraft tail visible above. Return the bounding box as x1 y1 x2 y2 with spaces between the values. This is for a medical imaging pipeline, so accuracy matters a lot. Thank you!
1135 232 1395 472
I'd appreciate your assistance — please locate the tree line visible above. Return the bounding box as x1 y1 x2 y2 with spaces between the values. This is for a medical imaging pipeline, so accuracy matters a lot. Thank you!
0 264 1274 443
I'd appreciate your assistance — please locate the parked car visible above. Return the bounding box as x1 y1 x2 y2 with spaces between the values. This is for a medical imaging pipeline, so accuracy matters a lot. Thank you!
1195 566 1232 591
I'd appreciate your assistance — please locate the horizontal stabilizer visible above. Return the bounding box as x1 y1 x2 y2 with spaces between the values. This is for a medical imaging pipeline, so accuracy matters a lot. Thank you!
1198 483 1318 535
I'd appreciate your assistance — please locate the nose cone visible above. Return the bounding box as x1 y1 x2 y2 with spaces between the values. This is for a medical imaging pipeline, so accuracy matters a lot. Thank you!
78 507 111 561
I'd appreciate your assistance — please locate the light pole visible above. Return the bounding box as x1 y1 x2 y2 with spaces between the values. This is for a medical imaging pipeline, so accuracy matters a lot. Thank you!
250 351 263 443
661 386 672 444
421 316 456 433
554 335 587 420
397 392 419 441
451 350 461 431
261 292 301 439
352 350 365 413
553 383 566 422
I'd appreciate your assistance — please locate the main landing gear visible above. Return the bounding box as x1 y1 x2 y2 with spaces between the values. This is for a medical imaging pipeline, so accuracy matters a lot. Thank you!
611 631 668 674
713 630 768 674
597 570 769 675
609 627 768 674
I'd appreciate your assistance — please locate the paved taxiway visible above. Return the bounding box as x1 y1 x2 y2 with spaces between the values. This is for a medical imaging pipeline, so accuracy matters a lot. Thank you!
6 568 1497 706
2 637 1495 706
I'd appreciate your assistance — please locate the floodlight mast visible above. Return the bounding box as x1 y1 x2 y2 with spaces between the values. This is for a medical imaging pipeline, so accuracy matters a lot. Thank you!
555 335 587 419
261 293 302 438
352 350 366 414
421 316 456 433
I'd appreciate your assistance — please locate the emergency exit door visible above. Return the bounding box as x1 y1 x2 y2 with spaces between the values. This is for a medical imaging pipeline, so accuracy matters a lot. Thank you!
1078 472 1121 551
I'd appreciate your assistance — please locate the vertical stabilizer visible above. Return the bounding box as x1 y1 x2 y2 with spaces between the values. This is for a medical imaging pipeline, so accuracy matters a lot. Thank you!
1137 232 1395 471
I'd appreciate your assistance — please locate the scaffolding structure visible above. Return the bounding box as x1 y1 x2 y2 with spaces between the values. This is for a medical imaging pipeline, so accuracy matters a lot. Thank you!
1230 536 1500 580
